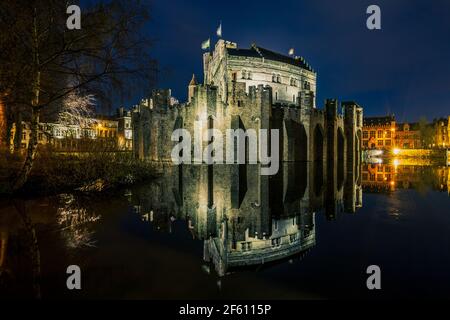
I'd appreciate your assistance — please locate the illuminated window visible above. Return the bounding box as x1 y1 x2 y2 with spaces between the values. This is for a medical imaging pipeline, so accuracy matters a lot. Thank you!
370 131 376 138
378 131 383 138
378 140 383 146
363 131 368 139
385 140 391 146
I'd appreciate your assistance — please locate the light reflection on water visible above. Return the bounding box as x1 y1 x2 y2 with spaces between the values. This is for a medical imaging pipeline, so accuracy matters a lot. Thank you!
0 163 449 299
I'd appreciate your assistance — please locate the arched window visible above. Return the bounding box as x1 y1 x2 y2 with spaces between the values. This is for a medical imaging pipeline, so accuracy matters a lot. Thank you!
277 75 281 83
247 71 252 80
272 73 276 82
242 70 247 79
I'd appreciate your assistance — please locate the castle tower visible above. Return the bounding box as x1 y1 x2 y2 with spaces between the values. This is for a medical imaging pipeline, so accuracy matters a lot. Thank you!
188 74 197 103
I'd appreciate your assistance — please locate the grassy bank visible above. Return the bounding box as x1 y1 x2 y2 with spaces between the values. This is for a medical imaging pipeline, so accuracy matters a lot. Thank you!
0 149 160 196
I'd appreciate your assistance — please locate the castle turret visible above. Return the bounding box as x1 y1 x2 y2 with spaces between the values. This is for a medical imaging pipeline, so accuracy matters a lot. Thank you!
188 73 197 103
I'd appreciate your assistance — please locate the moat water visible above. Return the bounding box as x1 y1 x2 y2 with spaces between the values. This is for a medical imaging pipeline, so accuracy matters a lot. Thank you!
1 162 449 299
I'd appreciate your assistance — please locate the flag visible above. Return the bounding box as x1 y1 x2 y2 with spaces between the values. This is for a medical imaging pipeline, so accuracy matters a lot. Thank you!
288 48 295 56
216 22 222 37
201 38 210 50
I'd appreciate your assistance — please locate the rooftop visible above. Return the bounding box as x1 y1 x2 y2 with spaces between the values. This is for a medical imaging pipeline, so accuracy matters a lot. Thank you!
396 122 421 131
363 115 395 126
227 44 314 72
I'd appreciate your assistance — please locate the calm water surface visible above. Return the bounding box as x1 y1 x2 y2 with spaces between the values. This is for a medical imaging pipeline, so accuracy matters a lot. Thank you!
0 163 449 299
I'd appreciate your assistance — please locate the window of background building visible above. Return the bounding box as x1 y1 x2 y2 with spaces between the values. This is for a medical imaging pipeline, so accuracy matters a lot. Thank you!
363 131 368 139
385 140 391 146
386 131 391 138
370 131 376 138
378 140 383 146
378 131 383 138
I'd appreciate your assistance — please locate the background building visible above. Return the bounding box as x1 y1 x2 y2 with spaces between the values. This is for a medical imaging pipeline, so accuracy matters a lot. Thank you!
433 117 450 148
9 108 133 152
117 107 133 150
395 123 422 149
362 115 396 150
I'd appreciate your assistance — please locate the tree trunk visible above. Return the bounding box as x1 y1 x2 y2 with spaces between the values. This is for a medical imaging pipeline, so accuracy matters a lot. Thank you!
5 105 13 152
13 112 22 152
12 7 40 192
12 108 40 191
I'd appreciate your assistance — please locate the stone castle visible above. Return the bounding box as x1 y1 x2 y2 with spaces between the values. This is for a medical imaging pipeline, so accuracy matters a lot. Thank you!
132 39 363 177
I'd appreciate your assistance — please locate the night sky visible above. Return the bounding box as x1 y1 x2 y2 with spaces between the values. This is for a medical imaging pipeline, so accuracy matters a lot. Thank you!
127 0 450 121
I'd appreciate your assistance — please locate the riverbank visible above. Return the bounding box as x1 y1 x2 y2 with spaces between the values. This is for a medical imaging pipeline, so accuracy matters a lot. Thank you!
0 150 164 197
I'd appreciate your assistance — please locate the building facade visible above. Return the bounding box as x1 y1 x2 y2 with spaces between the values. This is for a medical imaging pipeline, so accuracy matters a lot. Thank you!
362 116 396 150
203 40 317 107
395 123 422 149
117 107 133 150
9 108 133 152
433 117 450 148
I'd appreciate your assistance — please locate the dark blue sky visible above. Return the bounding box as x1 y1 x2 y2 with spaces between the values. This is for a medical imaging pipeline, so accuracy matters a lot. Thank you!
147 0 450 121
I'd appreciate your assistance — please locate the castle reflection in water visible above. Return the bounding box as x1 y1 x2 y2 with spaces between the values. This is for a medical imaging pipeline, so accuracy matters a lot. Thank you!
131 162 363 276
1 162 449 297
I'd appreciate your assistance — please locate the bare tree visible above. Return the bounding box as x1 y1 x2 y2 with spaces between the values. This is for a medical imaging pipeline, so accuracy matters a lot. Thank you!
0 0 157 192
58 90 97 128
